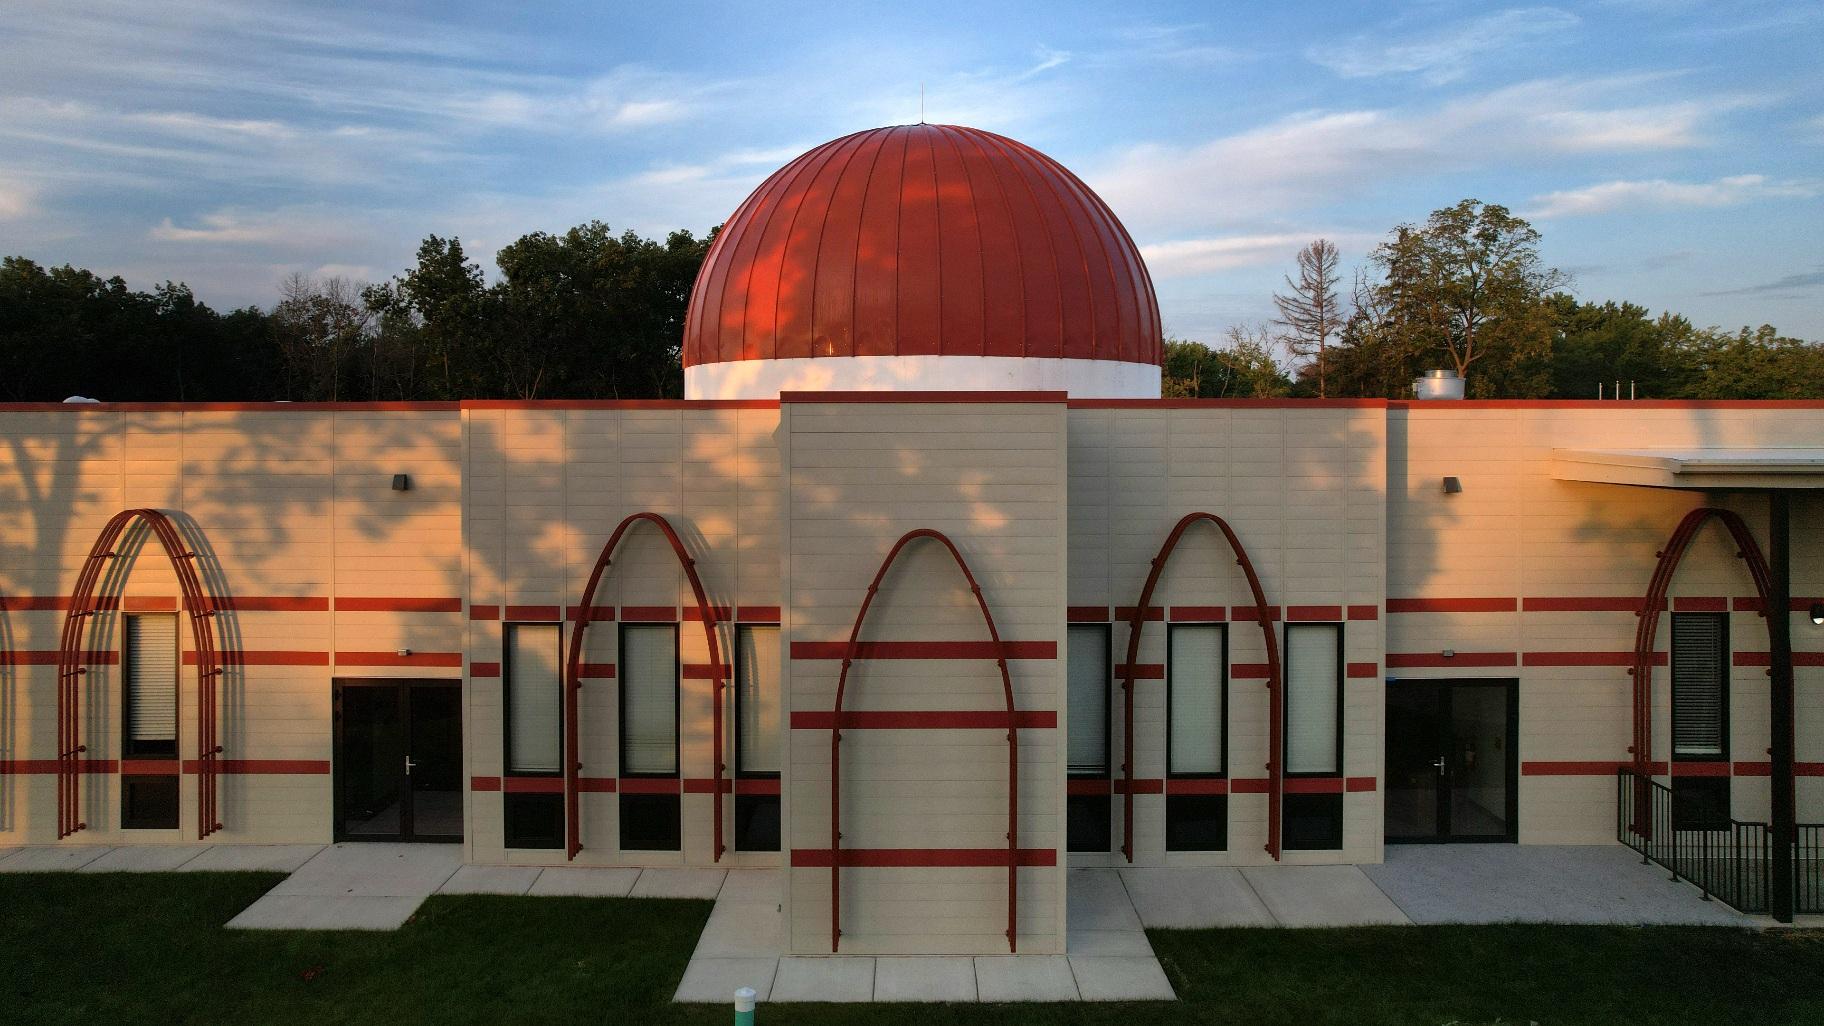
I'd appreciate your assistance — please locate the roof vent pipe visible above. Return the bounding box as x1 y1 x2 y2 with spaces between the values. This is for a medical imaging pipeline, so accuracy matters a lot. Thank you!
1411 370 1465 401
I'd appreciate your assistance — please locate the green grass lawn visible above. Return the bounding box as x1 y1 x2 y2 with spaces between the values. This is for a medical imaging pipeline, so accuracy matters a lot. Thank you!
4 872 1821 1025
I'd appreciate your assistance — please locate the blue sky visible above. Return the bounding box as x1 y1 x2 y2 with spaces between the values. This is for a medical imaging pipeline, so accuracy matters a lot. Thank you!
1 0 1819 341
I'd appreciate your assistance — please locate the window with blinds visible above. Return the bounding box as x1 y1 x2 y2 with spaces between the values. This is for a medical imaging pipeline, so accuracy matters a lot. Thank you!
1285 623 1341 775
1068 625 1110 777
506 623 562 775
125 613 178 757
1672 613 1728 759
736 624 781 776
1168 624 1225 776
621 624 679 776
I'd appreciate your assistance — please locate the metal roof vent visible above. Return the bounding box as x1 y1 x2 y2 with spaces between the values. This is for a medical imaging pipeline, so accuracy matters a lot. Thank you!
1411 370 1465 401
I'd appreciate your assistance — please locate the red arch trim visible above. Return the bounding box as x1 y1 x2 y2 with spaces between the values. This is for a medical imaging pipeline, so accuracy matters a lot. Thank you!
1117 513 1283 861
829 529 1020 953
55 509 225 839
1630 507 1773 771
564 513 726 861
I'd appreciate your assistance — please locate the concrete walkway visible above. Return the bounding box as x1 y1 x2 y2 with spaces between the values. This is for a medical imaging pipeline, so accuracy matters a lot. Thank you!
0 843 324 874
672 868 1177 1004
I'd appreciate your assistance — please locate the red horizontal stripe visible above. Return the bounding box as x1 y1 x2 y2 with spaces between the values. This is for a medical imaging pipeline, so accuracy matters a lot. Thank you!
1070 397 1390 409
338 651 462 667
1165 778 1228 795
1347 605 1379 621
1284 777 1344 794
469 775 501 791
1734 651 1824 666
565 605 616 621
1388 597 1516 613
791 710 1057 730
1386 651 1518 668
620 606 678 622
1523 596 1647 612
1673 596 1728 612
781 390 1066 404
1068 778 1111 795
1169 605 1226 622
1069 778 1175 796
469 604 500 621
470 661 501 678
461 398 775 410
0 596 72 611
2 759 325 775
184 650 328 666
0 650 118 665
1233 662 1273 679
337 596 462 613
1232 605 1280 622
1067 606 1109 622
735 778 781 795
123 596 176 612
504 605 561 622
789 847 1056 867
619 777 681 794
1115 606 1164 622
0 595 342 612
1346 662 1379 679
681 606 732 622
1523 651 1663 667
737 605 782 622
183 759 328 775
682 663 731 679
576 662 616 679
1734 762 1824 776
503 776 563 794
791 640 1055 660
0 759 116 774
1346 776 1377 792
215 596 328 612
1115 663 1163 680
120 758 178 775
1286 605 1342 622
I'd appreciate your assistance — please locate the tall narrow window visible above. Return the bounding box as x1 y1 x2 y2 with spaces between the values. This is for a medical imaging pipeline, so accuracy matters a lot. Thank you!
1066 624 1111 853
504 622 562 848
1166 623 1226 851
121 613 179 829
1283 622 1343 850
1671 612 1730 828
620 623 680 850
734 623 781 852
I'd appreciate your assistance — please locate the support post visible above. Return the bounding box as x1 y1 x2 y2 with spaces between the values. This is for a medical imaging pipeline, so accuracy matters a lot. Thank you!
1768 491 1795 924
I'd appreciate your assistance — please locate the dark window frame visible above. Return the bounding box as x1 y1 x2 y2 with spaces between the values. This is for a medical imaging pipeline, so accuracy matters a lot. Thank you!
733 621 782 782
618 621 681 780
1067 622 1113 780
1166 621 1229 781
1669 611 1730 763
1282 621 1345 779
122 612 179 761
502 621 565 781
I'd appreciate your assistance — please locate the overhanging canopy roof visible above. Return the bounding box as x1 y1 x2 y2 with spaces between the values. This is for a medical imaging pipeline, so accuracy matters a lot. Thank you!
1552 448 1824 490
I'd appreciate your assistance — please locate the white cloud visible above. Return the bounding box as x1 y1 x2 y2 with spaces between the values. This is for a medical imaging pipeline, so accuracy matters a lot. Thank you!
0 178 33 219
1141 232 1375 278
1309 7 1581 84
1526 174 1819 218
1089 76 1748 233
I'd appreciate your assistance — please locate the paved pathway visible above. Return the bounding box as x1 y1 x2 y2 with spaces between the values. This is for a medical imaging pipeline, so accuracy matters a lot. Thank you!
672 868 1177 1004
0 843 323 874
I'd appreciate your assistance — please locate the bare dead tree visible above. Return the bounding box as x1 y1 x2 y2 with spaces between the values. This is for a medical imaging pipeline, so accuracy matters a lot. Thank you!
1272 239 1343 397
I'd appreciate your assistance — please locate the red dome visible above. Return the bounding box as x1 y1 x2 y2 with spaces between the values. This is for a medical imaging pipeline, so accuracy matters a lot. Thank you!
682 124 1161 372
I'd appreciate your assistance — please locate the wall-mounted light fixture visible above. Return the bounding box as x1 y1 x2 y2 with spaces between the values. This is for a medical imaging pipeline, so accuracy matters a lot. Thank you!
1442 476 1463 494
391 473 411 491
1811 602 1824 627
1442 648 1456 659
396 648 413 658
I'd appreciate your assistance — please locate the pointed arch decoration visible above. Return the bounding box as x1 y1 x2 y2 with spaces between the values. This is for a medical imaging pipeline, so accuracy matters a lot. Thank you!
55 509 225 839
1629 507 1773 774
829 529 1020 953
1117 512 1283 862
564 512 727 861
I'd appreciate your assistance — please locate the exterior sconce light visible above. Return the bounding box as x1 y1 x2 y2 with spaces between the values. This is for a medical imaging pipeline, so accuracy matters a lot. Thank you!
1442 476 1463 494
391 474 411 491
1811 602 1824 626
396 648 413 657
1442 648 1456 659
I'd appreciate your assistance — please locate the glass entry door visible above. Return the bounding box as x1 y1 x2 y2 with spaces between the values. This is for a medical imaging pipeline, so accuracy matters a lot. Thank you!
334 680 463 842
1385 680 1517 842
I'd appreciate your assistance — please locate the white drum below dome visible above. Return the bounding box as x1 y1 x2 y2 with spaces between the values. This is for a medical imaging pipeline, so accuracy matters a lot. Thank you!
685 355 1162 400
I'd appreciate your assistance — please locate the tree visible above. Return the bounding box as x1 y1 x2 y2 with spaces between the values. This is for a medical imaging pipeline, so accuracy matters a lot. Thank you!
1273 239 1343 397
271 274 372 401
1368 200 1567 397
1161 327 1293 398
1676 325 1824 399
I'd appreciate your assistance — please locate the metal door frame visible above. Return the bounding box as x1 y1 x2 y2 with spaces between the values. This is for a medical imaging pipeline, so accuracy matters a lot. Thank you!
332 678 463 843
1386 678 1519 844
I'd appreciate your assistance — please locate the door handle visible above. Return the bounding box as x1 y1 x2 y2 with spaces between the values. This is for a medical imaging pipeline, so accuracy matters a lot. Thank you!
405 756 418 776
1433 756 1446 775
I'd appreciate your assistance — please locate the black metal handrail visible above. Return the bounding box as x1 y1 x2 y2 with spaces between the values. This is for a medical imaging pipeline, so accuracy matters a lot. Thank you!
1617 768 1821 915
